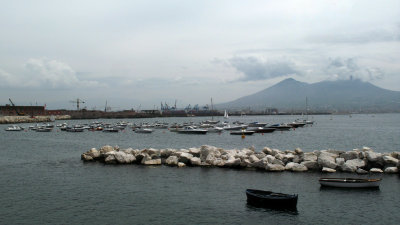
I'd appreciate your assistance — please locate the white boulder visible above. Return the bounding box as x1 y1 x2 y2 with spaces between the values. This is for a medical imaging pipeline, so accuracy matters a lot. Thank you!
322 167 336 173
285 162 308 172
303 152 318 162
114 151 136 164
341 158 366 173
190 157 201 166
366 151 382 162
384 167 398 173
142 158 162 165
224 157 241 167
104 154 116 164
356 168 368 174
166 156 179 166
369 168 383 173
179 152 193 164
317 151 337 169
382 155 399 165
340 151 360 161
265 163 285 172
301 161 319 170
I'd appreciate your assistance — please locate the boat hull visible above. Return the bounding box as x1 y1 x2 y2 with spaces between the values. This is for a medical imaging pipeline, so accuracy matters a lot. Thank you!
246 189 298 209
319 178 381 188
230 131 255 135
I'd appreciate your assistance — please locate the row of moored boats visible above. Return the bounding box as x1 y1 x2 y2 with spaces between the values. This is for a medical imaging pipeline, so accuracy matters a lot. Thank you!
4 119 314 134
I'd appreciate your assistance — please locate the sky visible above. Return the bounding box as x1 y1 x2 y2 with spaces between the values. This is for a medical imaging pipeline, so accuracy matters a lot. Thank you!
1 0 399 110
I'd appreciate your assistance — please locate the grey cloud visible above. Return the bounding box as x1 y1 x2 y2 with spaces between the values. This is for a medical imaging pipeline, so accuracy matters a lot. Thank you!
0 58 104 89
326 57 384 81
308 25 400 44
229 56 299 81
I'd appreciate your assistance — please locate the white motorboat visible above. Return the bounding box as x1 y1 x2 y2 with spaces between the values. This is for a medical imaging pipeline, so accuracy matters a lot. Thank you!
177 126 207 134
135 128 153 133
319 178 381 188
223 124 248 130
5 125 24 131
248 122 268 127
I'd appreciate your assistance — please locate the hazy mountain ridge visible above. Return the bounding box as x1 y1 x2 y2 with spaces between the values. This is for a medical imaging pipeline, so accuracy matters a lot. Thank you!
216 78 400 112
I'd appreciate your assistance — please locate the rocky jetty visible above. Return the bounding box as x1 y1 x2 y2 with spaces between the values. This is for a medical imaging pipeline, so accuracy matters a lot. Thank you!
0 115 71 124
81 145 400 174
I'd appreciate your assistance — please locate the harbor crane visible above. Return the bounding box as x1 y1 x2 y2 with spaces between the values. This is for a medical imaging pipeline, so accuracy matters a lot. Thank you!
8 98 25 116
69 98 85 110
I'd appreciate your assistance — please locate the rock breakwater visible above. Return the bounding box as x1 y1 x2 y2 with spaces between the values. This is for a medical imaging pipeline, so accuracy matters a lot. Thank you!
81 145 400 174
0 115 71 124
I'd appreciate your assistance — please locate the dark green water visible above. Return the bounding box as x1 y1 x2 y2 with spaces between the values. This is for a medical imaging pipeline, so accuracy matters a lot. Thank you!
1 114 399 224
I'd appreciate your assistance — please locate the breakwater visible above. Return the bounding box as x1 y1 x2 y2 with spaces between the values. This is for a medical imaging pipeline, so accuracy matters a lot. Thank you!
81 145 400 174
0 115 71 124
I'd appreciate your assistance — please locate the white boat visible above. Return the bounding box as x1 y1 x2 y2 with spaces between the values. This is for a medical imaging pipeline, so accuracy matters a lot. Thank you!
319 178 381 188
248 122 268 127
177 126 207 134
135 128 153 133
223 124 248 130
103 127 119 132
5 125 24 131
36 127 53 132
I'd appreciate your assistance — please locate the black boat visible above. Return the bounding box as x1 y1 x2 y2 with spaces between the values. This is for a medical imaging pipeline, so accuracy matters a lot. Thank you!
246 189 298 209
230 130 255 135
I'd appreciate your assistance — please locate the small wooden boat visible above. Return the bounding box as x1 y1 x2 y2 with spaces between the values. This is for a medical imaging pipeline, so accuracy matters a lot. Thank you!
246 189 298 209
319 178 382 188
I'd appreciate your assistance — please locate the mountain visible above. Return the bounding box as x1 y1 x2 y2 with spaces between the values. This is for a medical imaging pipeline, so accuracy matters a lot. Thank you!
216 78 400 113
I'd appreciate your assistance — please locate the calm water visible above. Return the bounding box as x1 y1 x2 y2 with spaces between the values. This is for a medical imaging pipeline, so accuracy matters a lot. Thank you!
1 114 400 224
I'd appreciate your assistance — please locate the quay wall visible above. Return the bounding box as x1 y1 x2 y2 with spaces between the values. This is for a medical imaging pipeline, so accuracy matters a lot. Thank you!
81 145 400 174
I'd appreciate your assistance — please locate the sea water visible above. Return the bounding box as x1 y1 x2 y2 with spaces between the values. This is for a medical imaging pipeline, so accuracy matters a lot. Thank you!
1 114 399 224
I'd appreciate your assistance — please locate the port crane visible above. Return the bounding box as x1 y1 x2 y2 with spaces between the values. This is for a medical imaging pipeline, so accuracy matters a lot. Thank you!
69 98 85 110
8 98 25 116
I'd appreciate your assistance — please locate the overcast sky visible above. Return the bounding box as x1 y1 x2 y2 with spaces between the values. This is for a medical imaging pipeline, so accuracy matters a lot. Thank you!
1 0 399 110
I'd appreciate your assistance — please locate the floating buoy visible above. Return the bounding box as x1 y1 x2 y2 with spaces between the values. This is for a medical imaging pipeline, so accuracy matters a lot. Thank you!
241 134 245 139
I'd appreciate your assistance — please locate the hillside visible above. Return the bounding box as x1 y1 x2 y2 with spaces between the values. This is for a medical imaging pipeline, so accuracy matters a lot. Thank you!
216 78 400 113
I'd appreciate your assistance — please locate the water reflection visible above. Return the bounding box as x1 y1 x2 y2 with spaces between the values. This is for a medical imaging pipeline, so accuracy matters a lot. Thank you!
245 203 299 215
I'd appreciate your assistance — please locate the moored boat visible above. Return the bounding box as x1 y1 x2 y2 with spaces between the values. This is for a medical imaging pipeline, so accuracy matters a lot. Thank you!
248 122 268 127
319 178 382 188
207 127 224 133
230 130 255 135
248 127 276 133
135 128 154 133
177 126 208 134
5 125 24 131
36 127 53 132
246 189 298 209
102 127 119 133
268 124 292 130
